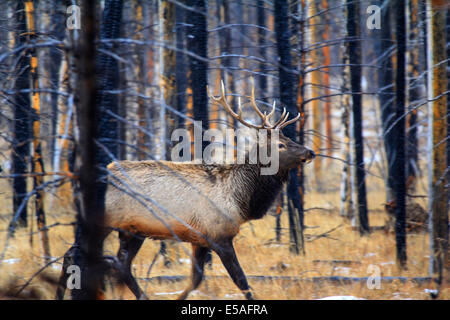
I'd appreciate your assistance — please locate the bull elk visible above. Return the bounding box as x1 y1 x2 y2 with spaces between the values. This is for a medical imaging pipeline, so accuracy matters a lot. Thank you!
56 81 315 300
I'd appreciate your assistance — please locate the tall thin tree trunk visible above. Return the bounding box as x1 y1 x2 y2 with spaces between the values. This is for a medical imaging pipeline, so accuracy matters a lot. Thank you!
158 0 179 266
10 0 31 231
426 0 448 285
186 0 209 145
406 0 420 189
321 0 332 161
378 0 396 203
72 0 123 300
339 38 353 219
308 1 322 186
160 0 177 158
347 0 369 235
72 0 103 300
222 0 236 129
25 0 51 262
274 0 305 255
49 1 66 163
257 0 267 101
175 3 187 130
186 0 211 265
394 0 407 269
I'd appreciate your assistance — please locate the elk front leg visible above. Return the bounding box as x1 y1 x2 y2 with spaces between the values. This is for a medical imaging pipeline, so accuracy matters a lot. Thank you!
117 232 147 299
177 244 210 300
214 239 254 300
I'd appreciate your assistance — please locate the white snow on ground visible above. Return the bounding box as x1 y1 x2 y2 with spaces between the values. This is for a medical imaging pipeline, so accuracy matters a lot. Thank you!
224 293 244 299
424 289 438 295
333 267 351 276
153 290 184 296
317 296 366 300
178 258 191 264
2 258 21 264
364 253 376 257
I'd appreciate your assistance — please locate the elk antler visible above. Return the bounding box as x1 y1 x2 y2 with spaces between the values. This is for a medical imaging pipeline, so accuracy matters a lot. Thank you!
207 79 300 130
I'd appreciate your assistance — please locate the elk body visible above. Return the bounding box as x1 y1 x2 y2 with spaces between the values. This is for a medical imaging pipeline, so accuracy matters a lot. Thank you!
56 82 315 300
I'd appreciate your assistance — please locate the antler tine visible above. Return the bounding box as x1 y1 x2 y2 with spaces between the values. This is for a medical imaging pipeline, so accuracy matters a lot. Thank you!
207 81 237 118
272 108 288 128
208 80 264 130
249 77 272 128
265 101 277 126
276 112 301 130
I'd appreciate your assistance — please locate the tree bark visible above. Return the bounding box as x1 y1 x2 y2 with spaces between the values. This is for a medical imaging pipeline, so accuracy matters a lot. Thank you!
25 0 51 262
274 0 305 254
308 1 322 186
72 0 123 300
394 0 407 269
321 0 332 161
159 0 177 159
10 0 31 231
378 0 396 203
346 0 369 235
426 0 448 283
186 0 209 150
406 0 420 188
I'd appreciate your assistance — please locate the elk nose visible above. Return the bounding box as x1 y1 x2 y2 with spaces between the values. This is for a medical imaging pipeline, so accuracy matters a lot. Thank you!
309 150 315 159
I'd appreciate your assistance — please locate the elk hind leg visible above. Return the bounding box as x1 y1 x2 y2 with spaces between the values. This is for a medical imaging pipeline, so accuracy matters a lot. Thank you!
177 245 210 300
117 232 147 299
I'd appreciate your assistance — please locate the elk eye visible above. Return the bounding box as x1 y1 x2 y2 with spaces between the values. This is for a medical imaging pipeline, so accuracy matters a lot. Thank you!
278 143 285 149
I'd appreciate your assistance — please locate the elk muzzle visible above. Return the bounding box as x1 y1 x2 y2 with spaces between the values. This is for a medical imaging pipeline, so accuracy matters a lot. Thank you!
302 149 315 163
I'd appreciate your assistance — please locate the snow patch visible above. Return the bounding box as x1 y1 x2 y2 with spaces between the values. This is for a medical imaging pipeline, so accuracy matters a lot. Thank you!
2 258 21 264
224 293 243 299
153 290 184 296
178 258 191 265
364 253 376 257
317 296 366 300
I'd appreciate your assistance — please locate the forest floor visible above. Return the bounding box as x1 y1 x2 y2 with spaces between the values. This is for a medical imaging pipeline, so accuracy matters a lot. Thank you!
0 163 447 300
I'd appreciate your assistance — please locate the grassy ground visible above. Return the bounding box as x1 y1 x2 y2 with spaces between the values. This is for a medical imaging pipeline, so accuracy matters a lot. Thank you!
0 162 446 300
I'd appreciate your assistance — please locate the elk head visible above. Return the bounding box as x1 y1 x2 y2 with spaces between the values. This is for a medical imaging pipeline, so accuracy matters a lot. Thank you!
208 80 315 172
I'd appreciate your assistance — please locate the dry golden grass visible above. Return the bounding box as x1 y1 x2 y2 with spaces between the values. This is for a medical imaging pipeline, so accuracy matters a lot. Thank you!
0 164 447 300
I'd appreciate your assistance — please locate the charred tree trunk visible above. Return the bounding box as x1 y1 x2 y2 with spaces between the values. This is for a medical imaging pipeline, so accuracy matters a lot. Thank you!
72 0 123 300
257 0 267 101
394 0 407 269
346 0 369 235
186 0 209 150
274 0 305 254
185 0 212 265
10 0 31 231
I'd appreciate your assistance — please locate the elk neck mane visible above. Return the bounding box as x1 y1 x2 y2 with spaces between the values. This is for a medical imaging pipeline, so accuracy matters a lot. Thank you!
228 163 289 221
